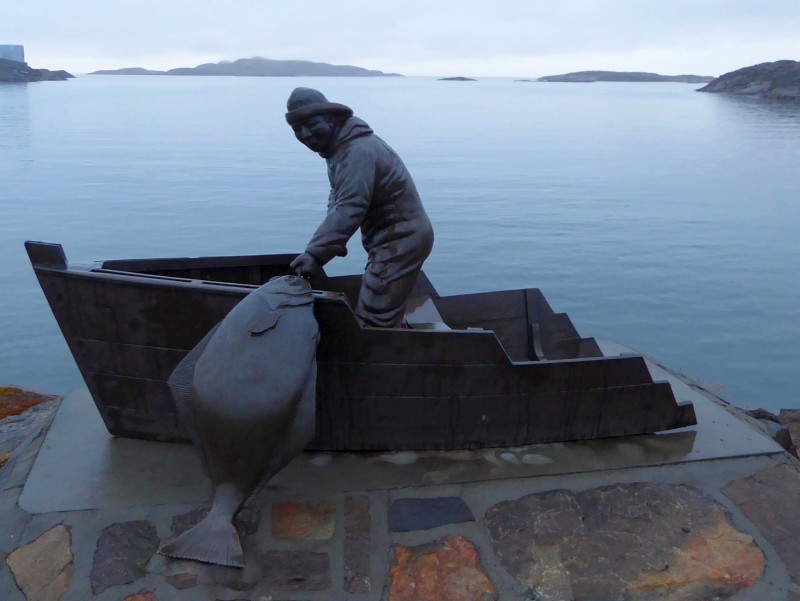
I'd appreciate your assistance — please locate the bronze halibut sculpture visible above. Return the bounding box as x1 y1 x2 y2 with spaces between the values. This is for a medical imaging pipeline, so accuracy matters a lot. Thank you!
286 87 434 328
159 275 319 567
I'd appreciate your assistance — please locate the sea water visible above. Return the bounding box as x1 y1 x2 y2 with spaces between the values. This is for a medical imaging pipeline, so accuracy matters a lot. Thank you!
1 75 798 411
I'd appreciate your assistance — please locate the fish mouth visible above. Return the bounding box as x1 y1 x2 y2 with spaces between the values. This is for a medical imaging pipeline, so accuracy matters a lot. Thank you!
268 274 313 293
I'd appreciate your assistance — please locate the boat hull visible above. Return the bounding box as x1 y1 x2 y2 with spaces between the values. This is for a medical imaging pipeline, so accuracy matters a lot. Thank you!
26 241 696 450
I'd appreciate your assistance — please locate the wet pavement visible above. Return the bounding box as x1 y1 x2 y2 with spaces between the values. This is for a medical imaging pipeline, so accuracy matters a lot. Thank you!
2 345 800 600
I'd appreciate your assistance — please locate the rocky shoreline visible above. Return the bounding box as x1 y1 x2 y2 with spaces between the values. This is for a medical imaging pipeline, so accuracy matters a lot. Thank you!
0 58 74 83
0 387 59 469
697 60 800 100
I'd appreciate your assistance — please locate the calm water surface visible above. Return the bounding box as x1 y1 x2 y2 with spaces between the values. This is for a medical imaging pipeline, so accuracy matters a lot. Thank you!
1 76 798 411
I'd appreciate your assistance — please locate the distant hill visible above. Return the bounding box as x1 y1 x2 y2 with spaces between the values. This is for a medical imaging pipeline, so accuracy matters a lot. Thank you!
91 67 166 75
91 57 402 77
538 71 714 83
697 60 800 100
0 58 73 82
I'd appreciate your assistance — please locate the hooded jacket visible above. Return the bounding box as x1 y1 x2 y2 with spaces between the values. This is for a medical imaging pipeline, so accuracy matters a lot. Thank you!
304 117 434 270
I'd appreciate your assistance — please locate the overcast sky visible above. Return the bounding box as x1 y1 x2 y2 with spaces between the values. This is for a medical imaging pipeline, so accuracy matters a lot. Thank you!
3 0 798 77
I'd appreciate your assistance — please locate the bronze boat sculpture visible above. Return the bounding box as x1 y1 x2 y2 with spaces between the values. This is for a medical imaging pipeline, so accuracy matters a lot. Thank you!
25 241 696 450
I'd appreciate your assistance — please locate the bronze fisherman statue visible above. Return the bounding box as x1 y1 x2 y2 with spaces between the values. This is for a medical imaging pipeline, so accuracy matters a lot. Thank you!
286 87 434 328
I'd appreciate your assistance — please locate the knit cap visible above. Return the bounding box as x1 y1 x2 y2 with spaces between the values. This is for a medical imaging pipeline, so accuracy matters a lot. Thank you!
285 88 353 125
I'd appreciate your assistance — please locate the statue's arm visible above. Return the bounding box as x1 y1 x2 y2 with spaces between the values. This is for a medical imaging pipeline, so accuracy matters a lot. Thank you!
305 146 376 265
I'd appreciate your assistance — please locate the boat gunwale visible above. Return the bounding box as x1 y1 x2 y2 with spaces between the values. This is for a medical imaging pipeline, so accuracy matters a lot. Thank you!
30 258 678 372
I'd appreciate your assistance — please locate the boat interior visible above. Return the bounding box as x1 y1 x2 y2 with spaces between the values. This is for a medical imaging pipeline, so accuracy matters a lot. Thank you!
97 253 604 363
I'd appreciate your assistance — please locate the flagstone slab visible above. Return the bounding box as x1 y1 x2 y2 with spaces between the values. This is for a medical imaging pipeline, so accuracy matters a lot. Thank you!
344 494 372 593
91 520 159 594
723 462 800 582
271 499 336 540
389 497 475 532
0 418 53 492
387 535 496 601
5 524 73 601
0 494 32 554
258 550 330 591
485 482 764 600
169 508 205 536
165 572 198 590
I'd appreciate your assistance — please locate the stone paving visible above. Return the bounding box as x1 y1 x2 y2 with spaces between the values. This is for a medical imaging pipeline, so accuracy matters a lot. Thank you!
3 356 800 601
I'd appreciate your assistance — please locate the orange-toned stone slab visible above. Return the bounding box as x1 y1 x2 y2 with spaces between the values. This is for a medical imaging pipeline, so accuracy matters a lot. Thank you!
486 483 763 600
271 500 336 540
388 534 496 601
723 463 800 582
630 515 764 592
5 524 74 601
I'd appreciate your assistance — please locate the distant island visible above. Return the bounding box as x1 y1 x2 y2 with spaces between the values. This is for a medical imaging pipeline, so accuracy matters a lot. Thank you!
438 76 476 81
697 60 800 100
0 58 73 83
91 57 402 77
537 71 714 83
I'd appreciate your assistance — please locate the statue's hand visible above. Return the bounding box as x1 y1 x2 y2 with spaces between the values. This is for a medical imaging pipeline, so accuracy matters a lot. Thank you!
290 253 322 277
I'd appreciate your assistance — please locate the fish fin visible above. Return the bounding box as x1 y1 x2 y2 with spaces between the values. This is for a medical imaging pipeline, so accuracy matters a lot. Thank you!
167 322 220 478
248 312 280 336
168 322 220 441
158 514 244 568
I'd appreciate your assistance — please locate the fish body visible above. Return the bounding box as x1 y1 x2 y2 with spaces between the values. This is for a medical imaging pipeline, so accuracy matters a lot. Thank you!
159 275 319 567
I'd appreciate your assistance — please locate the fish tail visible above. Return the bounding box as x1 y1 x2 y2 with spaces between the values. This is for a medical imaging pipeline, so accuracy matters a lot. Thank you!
159 513 244 568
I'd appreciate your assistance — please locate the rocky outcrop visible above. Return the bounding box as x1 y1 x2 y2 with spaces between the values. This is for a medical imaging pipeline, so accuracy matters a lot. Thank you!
538 70 713 83
91 57 402 77
0 386 59 469
0 58 73 82
697 60 800 100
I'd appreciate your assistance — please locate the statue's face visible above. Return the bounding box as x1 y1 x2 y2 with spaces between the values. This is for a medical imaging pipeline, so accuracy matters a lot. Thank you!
292 115 335 153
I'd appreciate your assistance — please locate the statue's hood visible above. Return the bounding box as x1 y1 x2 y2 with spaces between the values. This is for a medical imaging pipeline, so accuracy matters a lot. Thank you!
322 116 373 157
